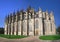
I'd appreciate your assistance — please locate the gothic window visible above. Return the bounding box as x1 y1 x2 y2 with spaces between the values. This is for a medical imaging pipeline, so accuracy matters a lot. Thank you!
35 20 39 29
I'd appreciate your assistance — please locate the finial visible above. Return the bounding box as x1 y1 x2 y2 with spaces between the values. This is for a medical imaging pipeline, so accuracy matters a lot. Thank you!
39 7 42 11
50 11 53 16
45 9 48 15
50 11 53 14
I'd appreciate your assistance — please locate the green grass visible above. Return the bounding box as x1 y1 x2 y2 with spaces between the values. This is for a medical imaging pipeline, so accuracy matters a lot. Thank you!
39 35 60 40
0 34 28 39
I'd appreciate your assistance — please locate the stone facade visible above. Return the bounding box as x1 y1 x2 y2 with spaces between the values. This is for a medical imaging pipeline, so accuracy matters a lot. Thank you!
4 7 56 36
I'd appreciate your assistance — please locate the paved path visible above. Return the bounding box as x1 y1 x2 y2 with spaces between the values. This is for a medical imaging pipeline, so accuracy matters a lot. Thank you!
0 36 60 42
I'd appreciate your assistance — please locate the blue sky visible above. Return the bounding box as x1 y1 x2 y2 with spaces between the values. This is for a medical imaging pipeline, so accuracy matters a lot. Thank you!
0 0 60 28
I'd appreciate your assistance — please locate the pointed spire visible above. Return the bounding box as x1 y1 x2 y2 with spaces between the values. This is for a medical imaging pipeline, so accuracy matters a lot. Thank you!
27 5 32 13
45 9 48 15
49 11 54 21
39 7 42 11
50 11 53 16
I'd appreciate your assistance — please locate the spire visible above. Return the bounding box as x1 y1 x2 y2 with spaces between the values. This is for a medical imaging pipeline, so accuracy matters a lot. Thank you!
39 7 42 11
46 9 48 15
27 5 32 13
50 11 53 16
49 11 54 21
45 10 49 20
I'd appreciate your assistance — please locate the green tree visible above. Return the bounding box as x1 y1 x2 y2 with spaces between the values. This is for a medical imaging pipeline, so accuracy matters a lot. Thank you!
0 27 4 34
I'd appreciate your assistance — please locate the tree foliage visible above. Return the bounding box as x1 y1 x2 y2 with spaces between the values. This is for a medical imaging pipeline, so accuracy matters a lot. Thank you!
57 26 60 34
0 27 4 34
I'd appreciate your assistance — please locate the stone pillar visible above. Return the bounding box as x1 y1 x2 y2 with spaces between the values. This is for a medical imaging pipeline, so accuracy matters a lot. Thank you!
48 21 51 35
14 22 17 35
32 11 34 36
20 11 23 35
8 23 10 35
39 18 43 35
35 18 39 36
18 21 21 35
46 20 51 35
44 20 52 35
51 22 56 35
11 23 13 35
50 11 56 35
31 19 34 36
28 19 34 36
23 20 27 36
14 13 18 35
44 20 49 35
14 15 17 35
38 8 43 35
4 24 7 35
28 11 34 36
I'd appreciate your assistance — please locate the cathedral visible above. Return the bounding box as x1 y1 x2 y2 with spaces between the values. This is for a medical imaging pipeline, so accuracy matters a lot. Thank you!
4 7 56 36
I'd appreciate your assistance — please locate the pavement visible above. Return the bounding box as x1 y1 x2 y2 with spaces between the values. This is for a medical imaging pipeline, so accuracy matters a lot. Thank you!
0 36 60 42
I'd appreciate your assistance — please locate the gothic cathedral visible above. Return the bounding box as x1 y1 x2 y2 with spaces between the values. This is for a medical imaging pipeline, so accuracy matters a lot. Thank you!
4 7 56 36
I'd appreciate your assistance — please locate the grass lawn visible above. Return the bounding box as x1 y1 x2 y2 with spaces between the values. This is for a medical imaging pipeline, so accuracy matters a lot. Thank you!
0 34 28 39
39 35 60 40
